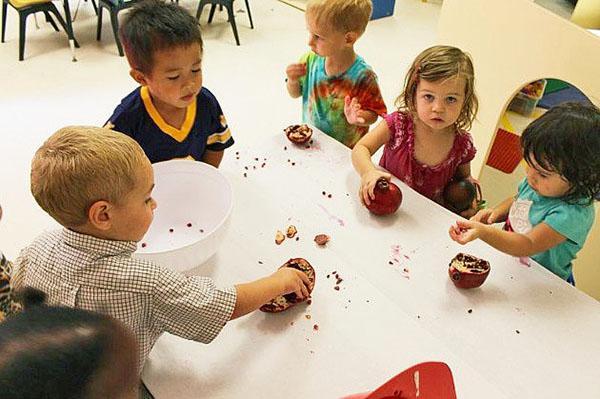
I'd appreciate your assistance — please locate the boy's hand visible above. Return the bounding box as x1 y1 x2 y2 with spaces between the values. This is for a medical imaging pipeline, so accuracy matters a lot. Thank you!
286 63 307 83
272 267 311 300
344 96 370 125
359 169 392 206
448 220 488 245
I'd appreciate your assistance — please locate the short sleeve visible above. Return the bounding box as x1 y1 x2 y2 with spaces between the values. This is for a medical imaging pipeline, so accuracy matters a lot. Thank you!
456 131 476 165
543 204 594 246
384 112 409 150
354 71 387 117
203 90 234 152
104 89 145 141
152 267 236 343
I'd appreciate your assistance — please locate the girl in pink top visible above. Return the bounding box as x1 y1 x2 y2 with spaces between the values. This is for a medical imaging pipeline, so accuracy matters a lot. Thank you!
351 46 479 215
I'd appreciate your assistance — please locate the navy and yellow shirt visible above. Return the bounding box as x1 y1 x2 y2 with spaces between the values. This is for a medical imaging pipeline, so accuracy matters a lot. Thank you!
107 86 234 163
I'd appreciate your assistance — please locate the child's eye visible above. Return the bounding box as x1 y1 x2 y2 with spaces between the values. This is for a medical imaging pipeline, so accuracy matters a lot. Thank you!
167 75 180 81
446 97 457 104
424 94 434 101
192 68 201 73
145 197 153 204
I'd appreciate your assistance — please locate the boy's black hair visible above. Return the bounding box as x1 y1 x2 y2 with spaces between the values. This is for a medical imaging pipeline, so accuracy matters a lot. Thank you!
0 294 139 399
521 102 600 204
119 0 203 73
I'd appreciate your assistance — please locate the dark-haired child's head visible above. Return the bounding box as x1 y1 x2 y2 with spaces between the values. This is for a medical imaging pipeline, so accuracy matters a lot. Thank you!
0 291 139 399
120 0 203 109
521 102 600 204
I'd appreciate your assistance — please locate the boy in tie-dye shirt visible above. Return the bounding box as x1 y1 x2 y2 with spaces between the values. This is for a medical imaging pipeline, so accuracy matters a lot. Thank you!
285 0 387 149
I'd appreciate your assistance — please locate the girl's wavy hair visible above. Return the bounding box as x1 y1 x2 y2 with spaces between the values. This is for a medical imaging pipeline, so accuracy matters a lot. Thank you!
395 45 478 131
521 102 600 205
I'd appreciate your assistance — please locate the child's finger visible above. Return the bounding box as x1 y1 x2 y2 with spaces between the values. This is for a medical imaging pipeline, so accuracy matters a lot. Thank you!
361 187 370 206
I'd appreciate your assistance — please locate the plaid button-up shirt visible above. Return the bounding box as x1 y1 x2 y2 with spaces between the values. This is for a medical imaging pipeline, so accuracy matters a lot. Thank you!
13 228 237 371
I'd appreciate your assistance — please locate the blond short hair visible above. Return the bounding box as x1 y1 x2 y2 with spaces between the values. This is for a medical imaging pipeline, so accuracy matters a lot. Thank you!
306 0 372 34
31 126 148 227
395 45 479 131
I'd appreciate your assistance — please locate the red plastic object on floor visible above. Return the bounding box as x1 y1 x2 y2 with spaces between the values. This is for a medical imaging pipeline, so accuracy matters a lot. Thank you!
485 128 523 174
340 361 457 399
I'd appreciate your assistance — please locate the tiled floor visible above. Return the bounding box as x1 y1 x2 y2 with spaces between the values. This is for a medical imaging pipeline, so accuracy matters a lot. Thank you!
0 0 441 257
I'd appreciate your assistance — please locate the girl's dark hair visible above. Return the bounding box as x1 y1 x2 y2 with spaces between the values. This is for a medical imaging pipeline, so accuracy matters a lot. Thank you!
119 0 203 73
521 102 600 204
0 289 139 399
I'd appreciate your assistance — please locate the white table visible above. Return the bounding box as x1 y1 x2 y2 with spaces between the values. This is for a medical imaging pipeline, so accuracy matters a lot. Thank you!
143 128 600 398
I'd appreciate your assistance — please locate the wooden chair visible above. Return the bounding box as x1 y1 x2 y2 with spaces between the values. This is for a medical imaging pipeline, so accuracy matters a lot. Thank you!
1 0 72 60
195 0 253 46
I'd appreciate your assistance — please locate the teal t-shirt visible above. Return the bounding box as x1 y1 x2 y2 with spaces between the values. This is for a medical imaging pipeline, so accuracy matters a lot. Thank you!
506 179 595 280
298 51 387 149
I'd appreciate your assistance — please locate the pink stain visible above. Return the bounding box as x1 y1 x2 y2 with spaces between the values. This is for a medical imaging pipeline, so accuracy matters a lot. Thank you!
317 204 345 227
518 257 531 267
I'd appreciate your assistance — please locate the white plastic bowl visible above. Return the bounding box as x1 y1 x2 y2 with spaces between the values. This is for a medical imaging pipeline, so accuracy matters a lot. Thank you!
134 160 233 272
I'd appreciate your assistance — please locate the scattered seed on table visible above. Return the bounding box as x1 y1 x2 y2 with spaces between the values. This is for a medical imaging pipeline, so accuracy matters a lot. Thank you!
169 228 174 233
468 309 473 314
243 173 247 178
334 286 340 291
327 194 332 198
141 243 147 248
313 324 319 331
187 223 192 227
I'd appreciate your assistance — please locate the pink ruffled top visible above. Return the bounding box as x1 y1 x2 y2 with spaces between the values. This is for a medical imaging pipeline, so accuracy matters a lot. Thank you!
379 111 476 203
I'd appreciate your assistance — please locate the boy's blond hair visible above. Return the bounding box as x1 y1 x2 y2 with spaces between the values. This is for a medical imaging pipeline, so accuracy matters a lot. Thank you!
395 45 479 131
31 126 148 227
306 0 372 34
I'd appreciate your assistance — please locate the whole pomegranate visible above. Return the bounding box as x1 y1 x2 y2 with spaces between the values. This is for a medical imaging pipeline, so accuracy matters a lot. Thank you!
443 180 477 214
366 178 402 215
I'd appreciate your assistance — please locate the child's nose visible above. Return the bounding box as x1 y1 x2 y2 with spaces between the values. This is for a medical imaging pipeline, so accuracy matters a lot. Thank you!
432 99 444 112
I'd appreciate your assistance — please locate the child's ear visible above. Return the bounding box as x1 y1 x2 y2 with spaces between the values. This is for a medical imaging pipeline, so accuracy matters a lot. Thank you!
344 31 359 46
130 69 149 86
88 200 113 231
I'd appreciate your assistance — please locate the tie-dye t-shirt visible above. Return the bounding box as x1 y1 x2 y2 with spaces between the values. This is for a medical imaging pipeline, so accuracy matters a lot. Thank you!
299 51 387 148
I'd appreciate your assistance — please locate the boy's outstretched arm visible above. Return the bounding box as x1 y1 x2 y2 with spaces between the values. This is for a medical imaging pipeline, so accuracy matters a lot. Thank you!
449 220 567 257
231 268 310 319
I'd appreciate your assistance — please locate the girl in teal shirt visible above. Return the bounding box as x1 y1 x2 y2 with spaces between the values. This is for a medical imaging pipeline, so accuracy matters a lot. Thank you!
449 102 600 282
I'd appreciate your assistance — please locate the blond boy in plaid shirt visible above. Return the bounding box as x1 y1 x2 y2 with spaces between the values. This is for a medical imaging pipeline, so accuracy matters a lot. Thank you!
13 126 310 371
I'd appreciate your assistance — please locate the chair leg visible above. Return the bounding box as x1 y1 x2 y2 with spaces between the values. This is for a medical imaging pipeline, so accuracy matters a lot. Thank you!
96 4 103 40
245 0 253 29
195 0 208 21
44 10 59 31
207 4 216 24
2 1 8 43
225 3 239 45
109 8 123 56
48 3 71 39
18 10 28 60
